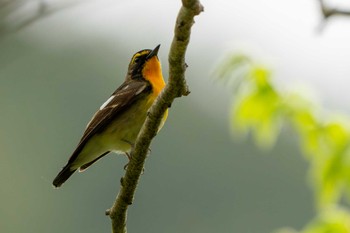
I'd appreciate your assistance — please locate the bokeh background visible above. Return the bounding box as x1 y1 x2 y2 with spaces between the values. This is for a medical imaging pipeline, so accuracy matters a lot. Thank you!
1 0 350 232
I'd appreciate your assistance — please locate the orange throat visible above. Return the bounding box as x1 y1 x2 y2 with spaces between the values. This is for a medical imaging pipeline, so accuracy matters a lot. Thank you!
142 56 166 96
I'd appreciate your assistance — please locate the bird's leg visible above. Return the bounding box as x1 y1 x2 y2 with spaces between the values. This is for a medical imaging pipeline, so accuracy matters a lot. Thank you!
121 139 133 170
122 152 145 174
121 139 151 173
123 152 130 170
125 152 132 160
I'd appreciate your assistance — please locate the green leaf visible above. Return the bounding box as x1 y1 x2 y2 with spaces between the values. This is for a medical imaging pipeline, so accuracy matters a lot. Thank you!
302 207 350 233
217 53 350 232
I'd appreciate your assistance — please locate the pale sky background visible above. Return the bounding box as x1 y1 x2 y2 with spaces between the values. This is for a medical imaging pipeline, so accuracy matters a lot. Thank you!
17 0 350 115
2 1 350 233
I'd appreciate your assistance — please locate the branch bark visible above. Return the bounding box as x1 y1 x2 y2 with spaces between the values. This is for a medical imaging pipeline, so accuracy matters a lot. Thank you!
318 0 350 19
107 1 203 233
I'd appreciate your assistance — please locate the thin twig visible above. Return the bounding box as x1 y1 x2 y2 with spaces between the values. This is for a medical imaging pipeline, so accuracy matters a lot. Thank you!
318 0 350 19
0 0 85 37
108 1 203 233
316 0 350 32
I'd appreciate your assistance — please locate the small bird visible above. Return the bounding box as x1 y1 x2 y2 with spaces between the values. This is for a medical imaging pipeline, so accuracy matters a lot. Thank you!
53 45 168 188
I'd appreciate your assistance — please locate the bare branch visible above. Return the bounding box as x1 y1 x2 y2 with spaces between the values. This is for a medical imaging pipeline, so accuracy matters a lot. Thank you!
107 1 204 233
0 0 84 37
318 0 350 19
316 0 350 31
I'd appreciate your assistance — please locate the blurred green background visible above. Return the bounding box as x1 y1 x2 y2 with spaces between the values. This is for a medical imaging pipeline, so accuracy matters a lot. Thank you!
1 0 350 232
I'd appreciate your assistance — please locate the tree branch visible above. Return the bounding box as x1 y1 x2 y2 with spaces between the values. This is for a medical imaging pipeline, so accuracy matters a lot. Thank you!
0 0 84 37
318 0 350 19
107 1 203 233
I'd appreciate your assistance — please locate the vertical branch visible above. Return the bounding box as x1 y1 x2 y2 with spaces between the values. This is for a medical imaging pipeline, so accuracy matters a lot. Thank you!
107 1 203 233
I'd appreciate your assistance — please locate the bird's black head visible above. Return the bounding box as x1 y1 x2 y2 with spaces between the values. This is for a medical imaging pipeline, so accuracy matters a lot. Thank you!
127 44 160 79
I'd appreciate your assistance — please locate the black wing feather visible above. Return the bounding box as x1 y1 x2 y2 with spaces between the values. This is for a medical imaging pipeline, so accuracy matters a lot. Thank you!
53 80 151 187
67 79 151 164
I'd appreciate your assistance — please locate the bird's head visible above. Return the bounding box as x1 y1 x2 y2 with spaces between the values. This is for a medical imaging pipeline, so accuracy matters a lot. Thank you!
127 44 162 81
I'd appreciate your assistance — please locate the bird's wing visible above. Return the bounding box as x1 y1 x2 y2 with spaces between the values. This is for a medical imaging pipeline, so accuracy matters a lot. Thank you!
67 80 151 164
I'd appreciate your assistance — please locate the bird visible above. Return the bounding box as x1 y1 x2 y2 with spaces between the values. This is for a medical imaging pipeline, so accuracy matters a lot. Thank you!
53 45 168 188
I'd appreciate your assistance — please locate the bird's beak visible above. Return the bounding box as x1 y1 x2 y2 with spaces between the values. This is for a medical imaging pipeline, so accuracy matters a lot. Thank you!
146 44 161 59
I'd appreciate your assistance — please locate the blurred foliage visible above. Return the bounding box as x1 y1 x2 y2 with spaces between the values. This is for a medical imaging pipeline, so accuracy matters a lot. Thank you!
0 0 81 36
276 207 350 233
217 54 350 233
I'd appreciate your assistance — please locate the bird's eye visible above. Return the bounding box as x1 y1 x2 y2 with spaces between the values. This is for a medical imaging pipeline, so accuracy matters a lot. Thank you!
134 57 140 63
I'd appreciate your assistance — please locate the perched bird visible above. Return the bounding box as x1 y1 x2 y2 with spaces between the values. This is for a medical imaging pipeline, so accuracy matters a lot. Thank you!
53 45 167 188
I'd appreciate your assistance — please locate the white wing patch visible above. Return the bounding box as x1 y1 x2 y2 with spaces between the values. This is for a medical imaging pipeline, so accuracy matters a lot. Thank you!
99 95 115 110
122 85 130 90
110 103 119 108
85 112 97 129
135 85 147 95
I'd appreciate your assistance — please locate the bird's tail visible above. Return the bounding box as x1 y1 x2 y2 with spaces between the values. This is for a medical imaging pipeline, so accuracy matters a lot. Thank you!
52 164 76 188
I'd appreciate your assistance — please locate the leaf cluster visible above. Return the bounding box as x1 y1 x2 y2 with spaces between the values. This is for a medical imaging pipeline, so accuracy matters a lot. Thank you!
216 54 350 233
